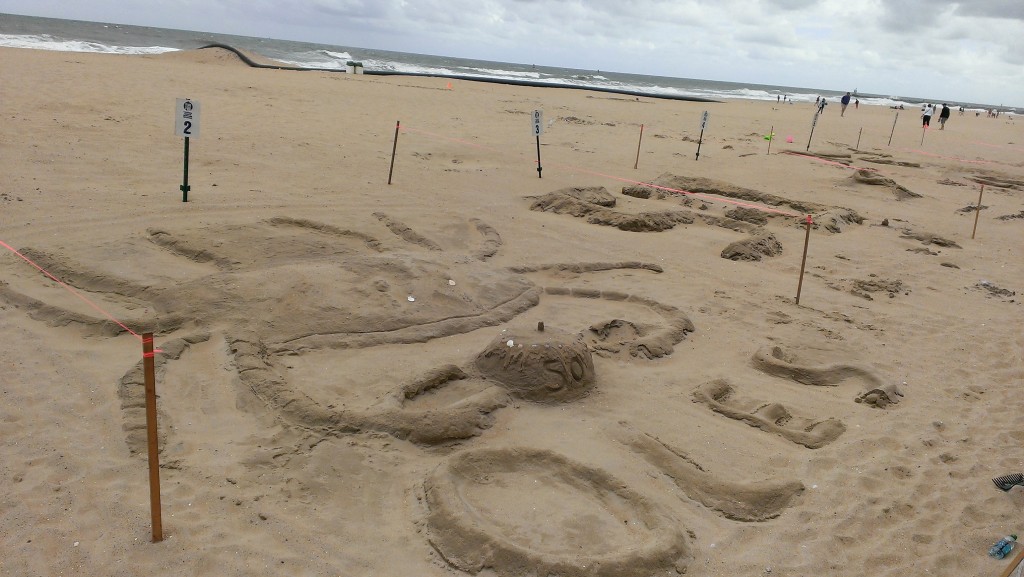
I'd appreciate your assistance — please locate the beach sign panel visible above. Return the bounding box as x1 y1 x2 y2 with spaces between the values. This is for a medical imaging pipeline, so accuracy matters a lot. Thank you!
175 98 201 138
532 110 544 136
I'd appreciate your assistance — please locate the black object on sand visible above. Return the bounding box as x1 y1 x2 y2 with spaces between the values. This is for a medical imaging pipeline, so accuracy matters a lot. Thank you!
993 473 1024 491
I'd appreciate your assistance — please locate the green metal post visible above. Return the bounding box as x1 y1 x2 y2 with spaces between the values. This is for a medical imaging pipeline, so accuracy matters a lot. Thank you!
180 137 190 202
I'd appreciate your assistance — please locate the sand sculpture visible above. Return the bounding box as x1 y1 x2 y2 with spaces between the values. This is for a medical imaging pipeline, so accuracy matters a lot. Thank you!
424 447 692 577
475 326 596 402
2 211 854 577
529 174 865 262
0 215 694 450
2 213 720 576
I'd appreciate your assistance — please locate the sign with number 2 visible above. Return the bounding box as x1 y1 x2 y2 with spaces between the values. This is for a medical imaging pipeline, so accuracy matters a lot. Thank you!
175 98 201 138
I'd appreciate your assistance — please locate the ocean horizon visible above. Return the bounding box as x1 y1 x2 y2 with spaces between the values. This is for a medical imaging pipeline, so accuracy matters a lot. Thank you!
0 12 1015 111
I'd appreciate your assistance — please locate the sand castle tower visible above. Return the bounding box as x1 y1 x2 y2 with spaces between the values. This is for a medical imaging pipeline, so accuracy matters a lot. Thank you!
474 323 595 402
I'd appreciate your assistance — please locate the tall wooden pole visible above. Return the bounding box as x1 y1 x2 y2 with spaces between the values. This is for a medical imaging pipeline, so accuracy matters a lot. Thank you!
634 124 644 169
142 333 163 543
387 121 400 185
806 112 819 152
996 547 1024 577
971 185 985 239
795 215 813 305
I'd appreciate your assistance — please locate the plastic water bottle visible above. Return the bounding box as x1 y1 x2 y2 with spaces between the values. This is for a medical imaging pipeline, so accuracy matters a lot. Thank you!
989 535 1017 559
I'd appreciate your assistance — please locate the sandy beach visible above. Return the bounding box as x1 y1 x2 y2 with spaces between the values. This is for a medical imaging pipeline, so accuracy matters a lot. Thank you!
1 46 1022 577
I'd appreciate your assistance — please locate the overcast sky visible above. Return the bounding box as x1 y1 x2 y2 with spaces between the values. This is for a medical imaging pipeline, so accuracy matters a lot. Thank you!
4 0 1023 106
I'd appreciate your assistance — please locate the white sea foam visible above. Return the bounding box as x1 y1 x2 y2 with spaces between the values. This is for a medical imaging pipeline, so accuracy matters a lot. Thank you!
0 33 177 55
321 50 352 61
0 27 981 108
463 67 541 79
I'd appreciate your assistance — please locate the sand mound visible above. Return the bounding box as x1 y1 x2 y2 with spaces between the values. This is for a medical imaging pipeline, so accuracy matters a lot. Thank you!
529 188 695 232
966 173 1024 190
625 173 830 215
424 447 691 577
475 326 596 402
858 156 922 168
752 345 885 388
899 230 962 248
614 424 805 521
154 47 278 67
720 232 782 261
854 383 905 408
693 379 846 448
851 169 922 200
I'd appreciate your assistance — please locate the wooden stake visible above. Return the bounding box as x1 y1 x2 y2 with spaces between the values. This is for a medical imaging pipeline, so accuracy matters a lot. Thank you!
888 112 898 146
633 123 644 169
142 333 163 543
997 547 1024 577
766 125 774 155
387 121 400 185
971 185 985 239
806 113 819 152
855 127 862 150
795 215 812 305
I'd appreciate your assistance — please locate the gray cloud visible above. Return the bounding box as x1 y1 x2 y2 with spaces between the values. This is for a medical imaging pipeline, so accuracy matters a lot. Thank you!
954 0 1024 20
1 0 1021 105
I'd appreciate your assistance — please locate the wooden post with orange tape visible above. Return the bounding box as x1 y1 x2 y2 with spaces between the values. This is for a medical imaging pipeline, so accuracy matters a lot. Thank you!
142 333 163 542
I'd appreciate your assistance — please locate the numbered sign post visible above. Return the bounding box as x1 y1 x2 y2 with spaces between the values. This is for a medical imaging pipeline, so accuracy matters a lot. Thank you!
532 110 543 178
174 98 200 202
695 111 709 160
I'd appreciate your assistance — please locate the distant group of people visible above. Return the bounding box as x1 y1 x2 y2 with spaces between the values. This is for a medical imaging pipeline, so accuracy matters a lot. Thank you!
783 93 1005 128
813 92 859 116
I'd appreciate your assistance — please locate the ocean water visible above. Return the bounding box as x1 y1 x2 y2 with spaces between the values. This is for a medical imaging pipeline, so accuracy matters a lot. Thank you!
0 12 998 110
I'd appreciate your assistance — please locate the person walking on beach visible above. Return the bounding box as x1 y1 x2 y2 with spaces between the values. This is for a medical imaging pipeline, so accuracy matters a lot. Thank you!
817 98 827 114
939 104 951 129
840 92 852 116
922 103 934 127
